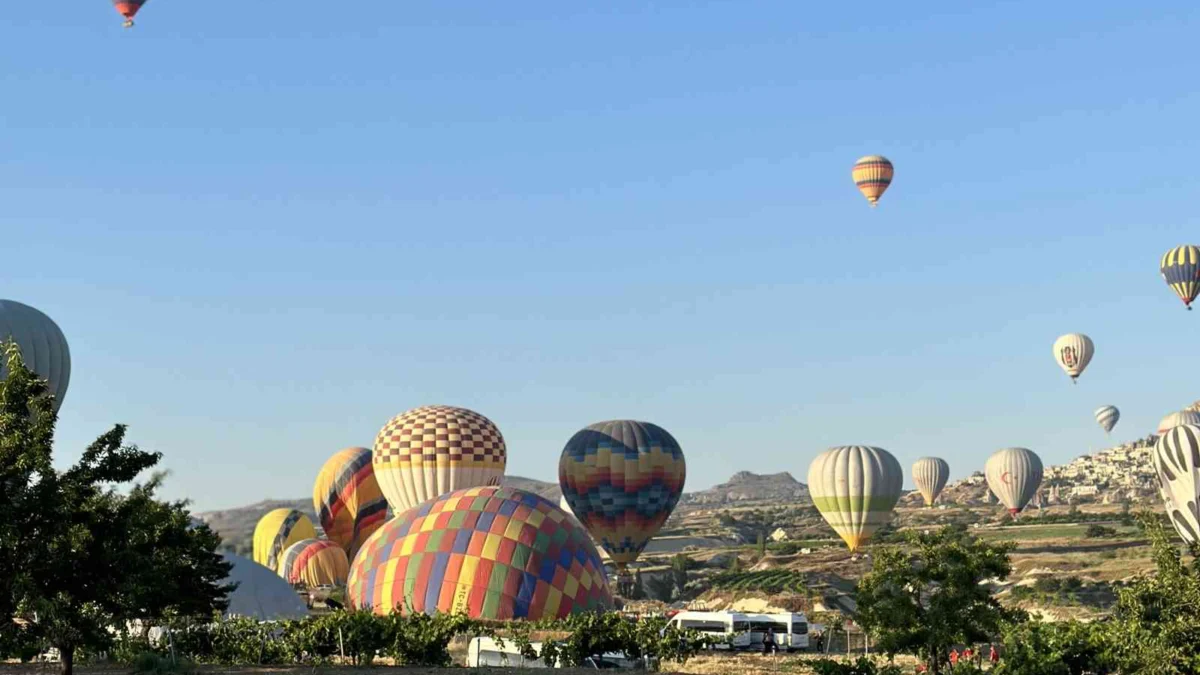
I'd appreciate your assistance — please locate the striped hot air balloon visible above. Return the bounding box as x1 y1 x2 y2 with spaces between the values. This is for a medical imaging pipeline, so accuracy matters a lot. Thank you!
985 448 1043 519
851 155 894 207
313 447 388 559
1158 410 1200 435
1161 245 1200 310
808 446 903 552
279 539 350 587
253 509 317 572
1094 406 1120 435
347 486 613 619
372 405 507 514
1154 425 1200 545
0 300 71 413
558 420 686 570
912 457 950 507
1053 333 1094 383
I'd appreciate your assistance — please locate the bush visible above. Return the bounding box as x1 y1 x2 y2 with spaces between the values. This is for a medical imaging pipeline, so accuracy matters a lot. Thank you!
129 652 196 674
1085 524 1117 539
809 656 902 675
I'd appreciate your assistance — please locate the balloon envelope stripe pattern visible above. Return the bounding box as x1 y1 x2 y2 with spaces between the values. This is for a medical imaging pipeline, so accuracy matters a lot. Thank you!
0 300 71 412
314 447 388 558
807 446 903 552
558 420 686 566
253 509 317 571
280 539 349 586
1155 425 1200 545
1094 406 1119 434
984 448 1043 517
1161 245 1200 308
347 486 611 620
1052 333 1093 380
912 457 950 507
852 155 894 206
1158 410 1200 435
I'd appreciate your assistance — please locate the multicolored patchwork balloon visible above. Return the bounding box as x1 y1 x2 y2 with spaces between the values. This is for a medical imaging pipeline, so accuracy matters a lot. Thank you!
558 420 686 570
347 486 612 620
808 446 903 552
313 447 388 559
253 509 317 571
279 539 350 587
373 405 507 514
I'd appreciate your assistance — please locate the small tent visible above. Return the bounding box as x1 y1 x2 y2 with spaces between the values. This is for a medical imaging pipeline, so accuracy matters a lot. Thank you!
220 553 309 620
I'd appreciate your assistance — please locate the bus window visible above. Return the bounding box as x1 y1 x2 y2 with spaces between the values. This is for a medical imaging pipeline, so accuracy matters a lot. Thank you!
793 622 808 634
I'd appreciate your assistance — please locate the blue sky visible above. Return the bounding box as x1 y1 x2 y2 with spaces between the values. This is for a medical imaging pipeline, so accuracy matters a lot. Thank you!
2 2 1199 512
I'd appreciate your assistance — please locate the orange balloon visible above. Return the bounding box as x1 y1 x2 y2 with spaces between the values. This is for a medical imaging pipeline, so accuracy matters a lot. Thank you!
852 155 894 207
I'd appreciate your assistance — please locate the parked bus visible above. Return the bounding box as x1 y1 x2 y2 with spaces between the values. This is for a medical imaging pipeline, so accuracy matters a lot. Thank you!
669 611 809 652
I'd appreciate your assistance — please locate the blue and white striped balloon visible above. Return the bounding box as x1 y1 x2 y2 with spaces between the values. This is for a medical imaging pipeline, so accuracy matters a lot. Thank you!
1094 405 1120 435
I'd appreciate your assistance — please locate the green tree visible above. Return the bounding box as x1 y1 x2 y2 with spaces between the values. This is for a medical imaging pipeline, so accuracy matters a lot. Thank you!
1102 512 1200 674
0 343 232 675
854 525 1021 675
671 554 691 598
995 619 1113 675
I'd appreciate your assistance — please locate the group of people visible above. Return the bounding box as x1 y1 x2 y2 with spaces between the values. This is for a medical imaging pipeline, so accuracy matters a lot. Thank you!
916 645 1001 671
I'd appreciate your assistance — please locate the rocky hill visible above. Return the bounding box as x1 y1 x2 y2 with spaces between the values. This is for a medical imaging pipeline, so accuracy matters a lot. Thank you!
679 471 810 507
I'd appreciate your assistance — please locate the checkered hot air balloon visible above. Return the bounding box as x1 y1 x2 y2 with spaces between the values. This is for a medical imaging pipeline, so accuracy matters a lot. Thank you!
851 155 894 207
346 486 612 619
1161 245 1200 311
112 0 147 28
809 446 903 552
558 420 686 571
253 509 317 572
372 405 507 514
279 539 350 587
313 447 388 560
1094 406 1120 435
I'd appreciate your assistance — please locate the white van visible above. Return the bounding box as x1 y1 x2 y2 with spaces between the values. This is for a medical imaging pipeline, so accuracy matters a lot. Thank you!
669 611 809 652
466 637 650 669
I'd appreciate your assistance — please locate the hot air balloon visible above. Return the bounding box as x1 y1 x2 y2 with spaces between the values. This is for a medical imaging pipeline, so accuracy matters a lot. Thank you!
1094 405 1120 435
1053 333 1094 383
372 405 507 514
279 539 350 587
912 457 950 507
112 0 147 28
253 509 317 572
558 420 686 572
984 448 1043 519
1154 425 1200 545
313 447 388 559
1158 410 1200 435
0 300 71 413
808 446 903 552
559 494 612 563
347 486 612 619
851 156 894 208
1161 245 1200 310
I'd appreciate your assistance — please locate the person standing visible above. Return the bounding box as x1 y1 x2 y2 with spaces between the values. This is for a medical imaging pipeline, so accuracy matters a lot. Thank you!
950 648 960 668
990 644 1000 667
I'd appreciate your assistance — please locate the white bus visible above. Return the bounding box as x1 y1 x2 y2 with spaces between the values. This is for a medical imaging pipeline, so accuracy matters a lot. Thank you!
466 637 651 669
669 611 809 652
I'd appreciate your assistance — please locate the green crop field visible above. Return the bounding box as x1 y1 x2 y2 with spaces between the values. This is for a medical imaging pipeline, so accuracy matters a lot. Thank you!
707 569 809 594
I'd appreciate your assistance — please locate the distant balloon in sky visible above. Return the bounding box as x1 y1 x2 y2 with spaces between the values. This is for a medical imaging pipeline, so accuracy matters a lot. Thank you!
1160 245 1200 310
912 457 950 507
808 446 903 552
985 448 1043 519
851 155 894 208
1094 406 1120 435
1154 424 1200 545
1158 410 1200 435
253 509 317 572
0 300 71 413
372 405 507 514
313 447 388 560
1052 333 1094 383
112 0 147 28
559 420 686 570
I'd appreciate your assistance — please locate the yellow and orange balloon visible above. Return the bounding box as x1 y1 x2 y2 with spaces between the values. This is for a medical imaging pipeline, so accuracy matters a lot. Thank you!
852 155 894 208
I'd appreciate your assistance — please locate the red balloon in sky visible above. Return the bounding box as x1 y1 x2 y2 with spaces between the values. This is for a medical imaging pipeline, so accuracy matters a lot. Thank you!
112 0 147 28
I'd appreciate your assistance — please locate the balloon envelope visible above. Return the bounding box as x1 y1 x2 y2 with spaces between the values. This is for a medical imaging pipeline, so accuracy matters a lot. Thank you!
313 447 388 559
0 300 71 412
253 509 317 572
1052 333 1094 381
558 420 686 568
1154 425 1200 545
851 155 894 207
808 446 903 552
1159 410 1200 435
985 448 1043 518
347 486 612 619
1094 406 1120 434
1161 245 1200 309
912 457 950 507
279 539 349 587
372 405 507 514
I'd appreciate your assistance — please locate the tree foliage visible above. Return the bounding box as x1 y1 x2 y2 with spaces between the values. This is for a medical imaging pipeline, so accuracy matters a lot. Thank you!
854 525 1021 675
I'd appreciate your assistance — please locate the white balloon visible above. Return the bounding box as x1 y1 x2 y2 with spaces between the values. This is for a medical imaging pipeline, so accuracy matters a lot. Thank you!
985 448 1043 518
